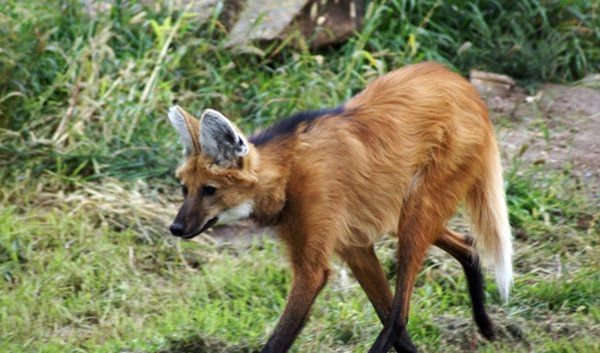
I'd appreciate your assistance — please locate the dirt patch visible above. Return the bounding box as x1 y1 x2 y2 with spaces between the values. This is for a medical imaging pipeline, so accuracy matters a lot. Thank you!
539 84 600 179
485 83 600 200
153 334 255 353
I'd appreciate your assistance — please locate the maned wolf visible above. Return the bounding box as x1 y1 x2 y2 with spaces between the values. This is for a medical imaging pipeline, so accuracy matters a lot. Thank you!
166 62 512 353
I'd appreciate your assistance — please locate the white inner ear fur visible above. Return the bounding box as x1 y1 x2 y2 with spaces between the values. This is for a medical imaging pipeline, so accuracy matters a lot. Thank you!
200 109 249 164
168 106 194 155
217 200 254 224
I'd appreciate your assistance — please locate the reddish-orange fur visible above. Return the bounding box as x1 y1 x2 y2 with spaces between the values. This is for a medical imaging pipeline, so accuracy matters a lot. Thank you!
170 62 512 353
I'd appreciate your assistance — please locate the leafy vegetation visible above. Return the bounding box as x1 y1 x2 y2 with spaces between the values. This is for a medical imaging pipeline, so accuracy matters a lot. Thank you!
0 0 598 352
1 0 598 182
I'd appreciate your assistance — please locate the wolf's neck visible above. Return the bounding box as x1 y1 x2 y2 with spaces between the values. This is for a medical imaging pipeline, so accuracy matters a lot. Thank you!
249 140 295 225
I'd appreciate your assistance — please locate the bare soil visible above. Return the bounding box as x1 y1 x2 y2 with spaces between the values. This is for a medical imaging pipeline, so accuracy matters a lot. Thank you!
489 83 600 199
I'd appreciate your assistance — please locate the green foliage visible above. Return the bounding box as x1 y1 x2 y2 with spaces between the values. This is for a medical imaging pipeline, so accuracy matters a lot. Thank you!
1 0 598 183
505 162 588 232
346 0 600 81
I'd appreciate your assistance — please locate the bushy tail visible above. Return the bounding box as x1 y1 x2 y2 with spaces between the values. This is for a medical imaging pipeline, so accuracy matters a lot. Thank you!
465 141 513 300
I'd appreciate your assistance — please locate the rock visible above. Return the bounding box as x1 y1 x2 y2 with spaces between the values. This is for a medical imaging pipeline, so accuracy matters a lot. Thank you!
227 0 310 47
582 73 600 84
290 0 366 47
226 0 365 48
470 70 516 97
110 0 365 47
129 0 365 48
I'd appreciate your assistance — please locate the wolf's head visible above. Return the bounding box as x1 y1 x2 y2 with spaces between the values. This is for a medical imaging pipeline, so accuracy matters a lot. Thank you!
167 106 257 238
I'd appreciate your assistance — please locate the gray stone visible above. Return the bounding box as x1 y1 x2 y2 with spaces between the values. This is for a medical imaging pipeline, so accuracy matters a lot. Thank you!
470 70 516 98
226 0 364 48
130 0 365 48
226 0 310 47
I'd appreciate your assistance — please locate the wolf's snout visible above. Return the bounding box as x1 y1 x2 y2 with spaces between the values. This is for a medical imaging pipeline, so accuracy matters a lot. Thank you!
169 223 185 236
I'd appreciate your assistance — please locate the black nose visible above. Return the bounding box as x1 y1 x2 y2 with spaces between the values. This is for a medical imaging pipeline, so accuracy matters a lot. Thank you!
169 223 185 236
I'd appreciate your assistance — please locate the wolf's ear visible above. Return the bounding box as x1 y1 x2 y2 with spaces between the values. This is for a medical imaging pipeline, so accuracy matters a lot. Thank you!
168 106 201 156
199 109 249 167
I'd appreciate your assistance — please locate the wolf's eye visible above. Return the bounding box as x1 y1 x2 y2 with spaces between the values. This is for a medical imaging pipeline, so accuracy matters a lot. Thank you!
202 185 217 196
181 184 188 197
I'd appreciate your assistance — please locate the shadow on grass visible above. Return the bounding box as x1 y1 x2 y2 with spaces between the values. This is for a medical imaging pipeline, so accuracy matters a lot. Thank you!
156 334 257 353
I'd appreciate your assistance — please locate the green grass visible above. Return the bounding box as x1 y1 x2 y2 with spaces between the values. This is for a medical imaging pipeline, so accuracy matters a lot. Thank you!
0 166 598 353
0 0 599 352
1 0 598 183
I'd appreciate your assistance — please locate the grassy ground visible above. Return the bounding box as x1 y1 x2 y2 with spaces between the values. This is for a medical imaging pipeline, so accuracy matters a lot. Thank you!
1 1 599 352
1 163 598 353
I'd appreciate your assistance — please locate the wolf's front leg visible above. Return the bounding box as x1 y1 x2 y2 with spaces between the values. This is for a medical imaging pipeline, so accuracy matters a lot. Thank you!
260 264 329 353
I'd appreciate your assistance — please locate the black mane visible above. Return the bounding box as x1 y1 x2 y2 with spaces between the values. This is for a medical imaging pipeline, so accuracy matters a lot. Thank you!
249 106 344 146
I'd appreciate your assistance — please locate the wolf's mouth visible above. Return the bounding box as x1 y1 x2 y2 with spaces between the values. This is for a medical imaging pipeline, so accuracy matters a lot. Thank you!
181 217 219 239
